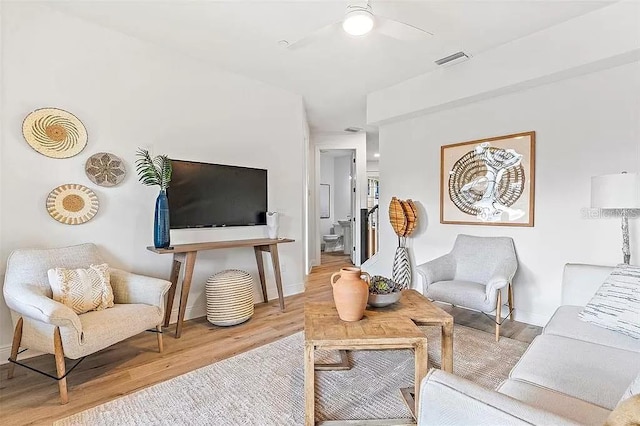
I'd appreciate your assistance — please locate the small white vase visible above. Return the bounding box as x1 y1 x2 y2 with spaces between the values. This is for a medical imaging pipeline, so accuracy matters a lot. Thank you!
266 212 279 239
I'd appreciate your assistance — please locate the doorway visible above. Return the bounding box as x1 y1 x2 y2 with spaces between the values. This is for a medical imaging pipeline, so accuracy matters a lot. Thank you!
318 149 355 265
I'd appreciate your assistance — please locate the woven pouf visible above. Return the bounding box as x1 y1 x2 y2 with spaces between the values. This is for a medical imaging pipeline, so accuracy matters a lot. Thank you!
206 270 255 326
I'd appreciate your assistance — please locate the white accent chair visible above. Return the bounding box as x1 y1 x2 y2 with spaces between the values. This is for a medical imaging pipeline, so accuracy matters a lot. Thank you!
416 234 518 341
3 243 171 404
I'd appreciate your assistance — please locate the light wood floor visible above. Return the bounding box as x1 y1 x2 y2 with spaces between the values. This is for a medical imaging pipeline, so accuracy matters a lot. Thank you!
0 253 541 425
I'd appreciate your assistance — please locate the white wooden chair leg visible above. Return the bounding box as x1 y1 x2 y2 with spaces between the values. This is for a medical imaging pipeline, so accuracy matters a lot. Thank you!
53 327 69 404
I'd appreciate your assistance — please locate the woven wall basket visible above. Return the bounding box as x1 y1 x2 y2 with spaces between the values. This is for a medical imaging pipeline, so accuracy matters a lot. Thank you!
206 270 255 327
22 108 87 158
46 183 99 225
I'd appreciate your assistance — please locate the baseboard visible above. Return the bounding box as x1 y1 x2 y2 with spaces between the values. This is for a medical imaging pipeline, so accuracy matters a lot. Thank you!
167 281 305 324
512 310 550 327
0 344 12 365
0 345 45 365
432 300 551 328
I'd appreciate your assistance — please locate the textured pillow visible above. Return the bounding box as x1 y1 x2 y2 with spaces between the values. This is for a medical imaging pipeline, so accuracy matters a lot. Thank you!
606 395 640 426
47 263 114 314
579 264 640 339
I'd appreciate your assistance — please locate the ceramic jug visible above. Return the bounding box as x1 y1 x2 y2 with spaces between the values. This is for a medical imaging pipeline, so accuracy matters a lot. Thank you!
331 267 371 321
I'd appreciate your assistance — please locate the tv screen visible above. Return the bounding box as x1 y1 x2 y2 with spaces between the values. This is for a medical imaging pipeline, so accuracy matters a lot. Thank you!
167 160 267 229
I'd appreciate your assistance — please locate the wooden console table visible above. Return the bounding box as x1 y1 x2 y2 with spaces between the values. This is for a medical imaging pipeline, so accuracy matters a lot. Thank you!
147 238 294 338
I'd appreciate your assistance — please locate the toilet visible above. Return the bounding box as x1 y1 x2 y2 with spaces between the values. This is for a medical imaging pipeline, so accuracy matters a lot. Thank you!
322 224 343 252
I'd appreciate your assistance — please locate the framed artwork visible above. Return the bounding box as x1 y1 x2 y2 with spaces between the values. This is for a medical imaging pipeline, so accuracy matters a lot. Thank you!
440 131 535 227
320 184 330 219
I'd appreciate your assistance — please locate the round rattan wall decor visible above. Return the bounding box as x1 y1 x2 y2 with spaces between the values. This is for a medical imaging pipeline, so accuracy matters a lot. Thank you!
85 152 126 187
46 184 99 225
22 108 87 158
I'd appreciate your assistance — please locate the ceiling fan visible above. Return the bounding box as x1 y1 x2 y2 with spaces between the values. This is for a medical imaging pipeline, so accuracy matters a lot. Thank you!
283 1 433 49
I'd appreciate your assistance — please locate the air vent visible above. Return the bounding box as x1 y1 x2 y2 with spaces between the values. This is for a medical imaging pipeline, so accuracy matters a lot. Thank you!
344 127 363 133
435 51 469 66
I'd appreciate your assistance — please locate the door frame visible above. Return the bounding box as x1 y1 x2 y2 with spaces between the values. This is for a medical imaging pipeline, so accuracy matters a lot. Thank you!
311 133 367 267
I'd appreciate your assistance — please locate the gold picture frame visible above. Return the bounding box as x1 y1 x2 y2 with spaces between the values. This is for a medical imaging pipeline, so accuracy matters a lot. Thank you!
440 131 535 227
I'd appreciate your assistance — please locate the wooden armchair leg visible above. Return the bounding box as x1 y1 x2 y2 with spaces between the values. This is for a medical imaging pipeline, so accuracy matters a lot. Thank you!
508 282 514 322
7 318 23 379
495 290 502 342
156 325 164 353
53 327 69 405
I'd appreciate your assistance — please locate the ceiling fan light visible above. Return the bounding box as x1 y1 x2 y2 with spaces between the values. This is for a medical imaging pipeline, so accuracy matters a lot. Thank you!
343 10 374 36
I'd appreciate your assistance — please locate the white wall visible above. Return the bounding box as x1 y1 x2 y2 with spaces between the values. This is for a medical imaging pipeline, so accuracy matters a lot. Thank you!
367 160 380 177
0 3 307 359
319 153 335 237
333 155 352 222
371 61 640 326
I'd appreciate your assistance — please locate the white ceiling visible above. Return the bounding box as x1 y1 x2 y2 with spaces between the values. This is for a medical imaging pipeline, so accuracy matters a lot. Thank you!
47 0 613 133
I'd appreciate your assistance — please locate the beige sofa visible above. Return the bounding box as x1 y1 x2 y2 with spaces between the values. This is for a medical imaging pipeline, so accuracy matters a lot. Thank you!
418 263 640 425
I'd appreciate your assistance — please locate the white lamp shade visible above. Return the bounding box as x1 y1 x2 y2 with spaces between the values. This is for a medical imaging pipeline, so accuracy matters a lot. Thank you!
591 173 640 209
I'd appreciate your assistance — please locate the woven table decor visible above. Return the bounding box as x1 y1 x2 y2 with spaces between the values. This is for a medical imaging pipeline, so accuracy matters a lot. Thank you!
389 197 419 290
206 270 255 327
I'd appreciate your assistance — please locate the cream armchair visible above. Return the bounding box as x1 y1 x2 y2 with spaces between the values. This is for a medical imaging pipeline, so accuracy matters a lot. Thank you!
3 243 171 404
416 234 518 341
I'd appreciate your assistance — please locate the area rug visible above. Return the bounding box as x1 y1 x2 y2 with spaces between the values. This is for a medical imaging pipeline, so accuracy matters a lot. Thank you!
55 325 529 425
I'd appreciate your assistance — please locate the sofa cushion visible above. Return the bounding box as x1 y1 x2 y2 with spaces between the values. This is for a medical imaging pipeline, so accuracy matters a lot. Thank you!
579 263 640 339
561 263 614 306
426 280 496 312
544 306 640 353
419 370 579 425
59 303 162 359
509 335 640 410
497 379 611 425
607 395 640 426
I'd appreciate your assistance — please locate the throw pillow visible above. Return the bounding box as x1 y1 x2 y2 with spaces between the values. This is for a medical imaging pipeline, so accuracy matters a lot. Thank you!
579 263 640 339
605 395 640 426
606 369 639 426
47 263 114 314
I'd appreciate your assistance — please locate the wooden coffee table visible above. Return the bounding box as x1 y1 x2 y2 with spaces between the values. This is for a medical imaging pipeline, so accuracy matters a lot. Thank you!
304 289 453 426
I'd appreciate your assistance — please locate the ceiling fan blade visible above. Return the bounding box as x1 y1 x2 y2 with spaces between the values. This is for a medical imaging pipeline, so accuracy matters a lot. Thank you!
375 16 433 41
286 21 343 50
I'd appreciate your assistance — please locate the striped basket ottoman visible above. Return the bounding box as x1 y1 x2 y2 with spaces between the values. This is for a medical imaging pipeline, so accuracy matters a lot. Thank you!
205 270 255 326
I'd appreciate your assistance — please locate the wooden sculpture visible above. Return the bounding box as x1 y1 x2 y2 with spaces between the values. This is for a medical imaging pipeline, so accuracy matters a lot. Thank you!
389 197 419 289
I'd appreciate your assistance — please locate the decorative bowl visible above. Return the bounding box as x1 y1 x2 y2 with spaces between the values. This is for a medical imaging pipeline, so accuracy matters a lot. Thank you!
367 291 402 308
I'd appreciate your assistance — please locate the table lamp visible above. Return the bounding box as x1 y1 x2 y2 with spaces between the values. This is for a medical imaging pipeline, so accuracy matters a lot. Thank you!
591 172 640 264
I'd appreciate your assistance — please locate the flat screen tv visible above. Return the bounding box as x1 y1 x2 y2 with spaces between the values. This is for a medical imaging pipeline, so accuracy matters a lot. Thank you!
167 160 267 229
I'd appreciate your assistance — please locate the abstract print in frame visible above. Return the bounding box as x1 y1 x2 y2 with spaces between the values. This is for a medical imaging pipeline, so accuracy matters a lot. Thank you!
440 131 535 227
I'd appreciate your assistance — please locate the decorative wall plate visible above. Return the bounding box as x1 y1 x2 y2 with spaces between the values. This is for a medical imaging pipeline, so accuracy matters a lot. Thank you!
440 131 535 227
85 152 126 187
22 108 87 158
46 184 99 225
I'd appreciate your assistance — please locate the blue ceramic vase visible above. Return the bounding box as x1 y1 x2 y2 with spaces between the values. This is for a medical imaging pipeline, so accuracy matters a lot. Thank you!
154 189 170 249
